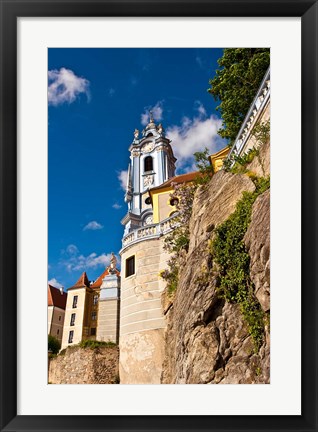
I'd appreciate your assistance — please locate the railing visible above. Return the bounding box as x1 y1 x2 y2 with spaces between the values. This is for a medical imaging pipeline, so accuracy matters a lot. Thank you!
227 68 270 160
121 214 179 249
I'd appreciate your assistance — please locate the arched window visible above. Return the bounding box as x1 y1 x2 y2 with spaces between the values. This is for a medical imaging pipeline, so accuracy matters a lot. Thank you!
144 156 153 172
146 132 153 137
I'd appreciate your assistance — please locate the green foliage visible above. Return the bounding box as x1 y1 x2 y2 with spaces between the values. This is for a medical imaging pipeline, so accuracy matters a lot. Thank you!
160 261 180 295
211 177 270 351
208 48 270 143
226 148 260 174
251 119 270 145
48 335 61 354
161 181 197 295
78 339 117 349
193 147 214 185
223 120 270 174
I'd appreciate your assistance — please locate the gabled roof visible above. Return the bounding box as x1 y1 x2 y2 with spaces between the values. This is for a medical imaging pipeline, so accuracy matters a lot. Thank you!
150 171 198 193
48 284 67 309
68 271 90 290
91 267 120 289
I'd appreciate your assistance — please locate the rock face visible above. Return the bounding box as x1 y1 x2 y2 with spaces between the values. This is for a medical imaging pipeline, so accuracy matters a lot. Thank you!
244 190 270 313
161 153 270 384
48 346 119 384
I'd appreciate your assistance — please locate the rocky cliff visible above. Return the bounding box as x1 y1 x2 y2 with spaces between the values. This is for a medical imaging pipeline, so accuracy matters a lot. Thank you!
161 141 270 384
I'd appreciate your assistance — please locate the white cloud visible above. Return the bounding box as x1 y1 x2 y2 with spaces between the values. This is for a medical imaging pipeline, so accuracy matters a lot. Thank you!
195 100 207 117
141 101 163 126
112 203 122 210
166 106 225 172
61 247 117 273
118 170 128 191
83 221 103 231
48 278 64 289
66 244 79 255
48 67 90 106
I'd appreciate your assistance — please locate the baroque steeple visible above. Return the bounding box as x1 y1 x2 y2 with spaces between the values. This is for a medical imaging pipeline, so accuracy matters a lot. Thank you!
121 115 176 235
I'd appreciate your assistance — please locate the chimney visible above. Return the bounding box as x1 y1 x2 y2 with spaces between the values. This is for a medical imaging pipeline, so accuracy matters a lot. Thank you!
59 287 63 295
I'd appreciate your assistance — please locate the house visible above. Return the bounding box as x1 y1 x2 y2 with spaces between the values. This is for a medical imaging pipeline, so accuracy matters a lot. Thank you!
61 254 120 350
48 284 67 344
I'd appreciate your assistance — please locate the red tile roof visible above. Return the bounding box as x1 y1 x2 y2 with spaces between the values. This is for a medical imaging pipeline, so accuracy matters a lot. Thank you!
91 267 120 289
68 271 90 290
48 284 67 309
150 171 198 192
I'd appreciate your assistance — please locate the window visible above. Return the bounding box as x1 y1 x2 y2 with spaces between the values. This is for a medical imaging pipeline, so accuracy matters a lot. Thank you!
93 294 99 305
125 255 135 278
72 295 78 308
91 311 97 321
58 315 61 321
70 313 76 326
68 331 74 344
144 156 153 172
57 329 59 335
145 197 151 205
170 197 179 206
90 328 96 336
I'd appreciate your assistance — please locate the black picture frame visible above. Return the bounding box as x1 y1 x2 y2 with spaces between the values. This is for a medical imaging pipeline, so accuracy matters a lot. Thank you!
0 1 317 431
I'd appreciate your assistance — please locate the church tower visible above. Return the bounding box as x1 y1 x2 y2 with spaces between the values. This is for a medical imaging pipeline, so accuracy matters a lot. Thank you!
119 113 177 384
122 112 176 235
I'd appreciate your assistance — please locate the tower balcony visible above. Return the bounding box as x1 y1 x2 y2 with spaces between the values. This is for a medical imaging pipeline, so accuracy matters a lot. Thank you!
121 214 178 251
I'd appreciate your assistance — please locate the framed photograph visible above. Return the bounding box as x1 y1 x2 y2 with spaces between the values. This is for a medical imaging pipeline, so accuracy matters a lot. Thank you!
0 0 317 431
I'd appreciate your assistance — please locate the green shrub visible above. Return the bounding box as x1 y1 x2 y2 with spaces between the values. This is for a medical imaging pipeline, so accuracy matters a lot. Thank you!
211 176 270 351
48 335 61 354
78 339 116 349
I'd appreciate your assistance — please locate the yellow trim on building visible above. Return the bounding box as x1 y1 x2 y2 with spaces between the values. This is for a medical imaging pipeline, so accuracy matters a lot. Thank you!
209 146 230 173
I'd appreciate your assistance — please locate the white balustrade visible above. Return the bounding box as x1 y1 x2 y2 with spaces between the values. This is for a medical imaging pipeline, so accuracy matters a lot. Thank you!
121 214 179 249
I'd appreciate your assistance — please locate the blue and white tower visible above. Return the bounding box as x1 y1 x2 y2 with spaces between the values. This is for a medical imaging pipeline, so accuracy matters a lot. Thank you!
122 112 176 235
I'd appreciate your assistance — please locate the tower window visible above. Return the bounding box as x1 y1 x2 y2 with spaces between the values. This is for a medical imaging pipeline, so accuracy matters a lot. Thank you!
93 294 99 305
70 313 76 326
68 331 74 344
91 328 96 336
145 197 151 205
144 156 153 172
72 295 78 308
125 256 135 278
91 311 97 321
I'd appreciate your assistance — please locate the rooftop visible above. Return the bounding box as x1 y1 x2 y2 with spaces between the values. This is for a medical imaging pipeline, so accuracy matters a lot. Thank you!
48 284 67 309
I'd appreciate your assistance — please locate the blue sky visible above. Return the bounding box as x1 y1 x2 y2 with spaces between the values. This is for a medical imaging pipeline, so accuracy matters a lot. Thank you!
48 48 226 290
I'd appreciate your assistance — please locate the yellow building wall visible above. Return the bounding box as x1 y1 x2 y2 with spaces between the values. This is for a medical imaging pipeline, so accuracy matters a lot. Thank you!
151 187 176 223
61 288 88 349
209 146 230 173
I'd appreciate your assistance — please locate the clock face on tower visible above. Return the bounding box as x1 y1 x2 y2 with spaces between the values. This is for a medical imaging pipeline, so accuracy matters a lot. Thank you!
142 142 154 153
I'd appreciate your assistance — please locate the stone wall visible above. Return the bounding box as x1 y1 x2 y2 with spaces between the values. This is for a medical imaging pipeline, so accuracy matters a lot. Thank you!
48 346 119 384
